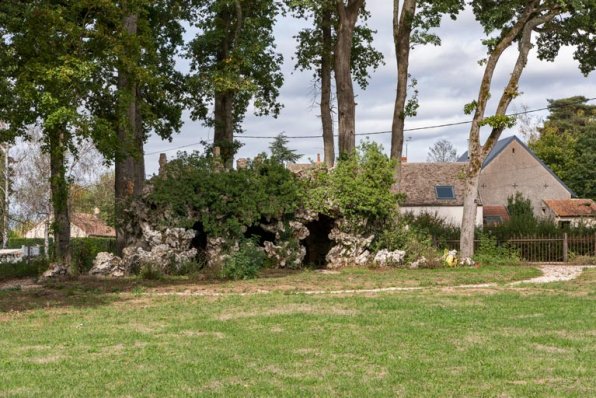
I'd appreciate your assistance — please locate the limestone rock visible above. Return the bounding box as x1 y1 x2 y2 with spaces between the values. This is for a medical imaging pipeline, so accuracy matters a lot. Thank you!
373 249 406 267
325 223 374 268
39 263 69 282
263 240 305 268
89 252 128 277
289 221 310 240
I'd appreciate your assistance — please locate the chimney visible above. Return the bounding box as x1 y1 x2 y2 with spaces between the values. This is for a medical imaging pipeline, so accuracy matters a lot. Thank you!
401 157 407 163
94 207 100 217
317 153 321 163
158 153 167 177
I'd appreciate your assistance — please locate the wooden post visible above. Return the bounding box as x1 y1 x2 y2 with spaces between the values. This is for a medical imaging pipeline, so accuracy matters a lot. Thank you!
563 233 568 263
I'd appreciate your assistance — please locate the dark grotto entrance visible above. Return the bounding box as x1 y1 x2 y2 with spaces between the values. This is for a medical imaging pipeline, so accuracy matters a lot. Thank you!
302 214 335 267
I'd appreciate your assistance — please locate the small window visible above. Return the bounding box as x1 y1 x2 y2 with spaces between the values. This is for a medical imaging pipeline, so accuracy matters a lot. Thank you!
512 148 515 153
435 185 455 200
484 216 503 224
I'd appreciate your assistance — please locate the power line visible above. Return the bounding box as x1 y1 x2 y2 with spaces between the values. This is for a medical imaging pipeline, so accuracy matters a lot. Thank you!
146 97 596 156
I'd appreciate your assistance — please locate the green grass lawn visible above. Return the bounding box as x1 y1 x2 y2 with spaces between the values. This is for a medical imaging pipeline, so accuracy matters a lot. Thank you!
2 266 596 397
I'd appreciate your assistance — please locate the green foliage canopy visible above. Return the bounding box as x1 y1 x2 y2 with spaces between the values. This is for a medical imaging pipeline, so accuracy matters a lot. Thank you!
304 140 400 228
148 151 303 238
185 0 284 133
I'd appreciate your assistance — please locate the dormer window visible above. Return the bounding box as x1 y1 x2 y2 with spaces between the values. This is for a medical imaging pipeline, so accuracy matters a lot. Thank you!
435 185 455 200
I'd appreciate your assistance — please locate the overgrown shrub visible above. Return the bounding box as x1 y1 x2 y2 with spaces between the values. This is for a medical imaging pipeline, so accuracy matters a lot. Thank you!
0 258 50 281
370 217 442 268
304 140 401 232
71 238 116 274
140 264 164 280
472 234 521 266
401 211 460 244
148 151 303 240
222 238 267 280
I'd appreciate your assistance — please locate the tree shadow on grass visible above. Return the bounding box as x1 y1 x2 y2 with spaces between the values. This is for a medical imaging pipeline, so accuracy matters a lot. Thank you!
0 269 312 313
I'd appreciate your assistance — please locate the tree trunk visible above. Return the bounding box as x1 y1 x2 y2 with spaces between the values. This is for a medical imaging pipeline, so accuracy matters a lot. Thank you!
212 9 235 170
460 3 558 257
48 128 71 269
213 91 235 170
320 9 334 168
334 0 365 156
391 0 416 186
1 144 8 250
460 168 480 258
44 214 50 260
115 7 139 256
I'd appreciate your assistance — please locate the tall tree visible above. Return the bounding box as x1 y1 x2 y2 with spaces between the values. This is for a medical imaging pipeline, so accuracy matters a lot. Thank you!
460 0 596 258
530 96 596 200
269 133 303 165
289 0 383 167
89 0 185 255
391 0 464 178
186 0 284 169
427 138 459 162
0 0 116 268
0 142 8 249
334 0 365 156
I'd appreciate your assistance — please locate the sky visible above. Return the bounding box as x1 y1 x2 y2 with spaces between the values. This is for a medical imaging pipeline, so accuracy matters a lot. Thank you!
142 4 596 176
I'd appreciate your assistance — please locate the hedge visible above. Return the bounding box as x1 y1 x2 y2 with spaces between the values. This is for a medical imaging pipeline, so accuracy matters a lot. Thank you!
4 237 115 274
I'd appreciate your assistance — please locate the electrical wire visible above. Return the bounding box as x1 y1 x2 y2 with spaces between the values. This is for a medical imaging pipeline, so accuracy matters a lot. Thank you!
146 97 596 156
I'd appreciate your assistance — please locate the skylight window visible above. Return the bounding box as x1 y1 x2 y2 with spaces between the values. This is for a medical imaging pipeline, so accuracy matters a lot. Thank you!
435 185 455 200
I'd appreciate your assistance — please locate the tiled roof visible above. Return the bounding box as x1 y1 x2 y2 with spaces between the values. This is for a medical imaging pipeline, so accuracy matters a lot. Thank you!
483 205 510 221
543 199 596 217
398 162 479 206
71 213 116 237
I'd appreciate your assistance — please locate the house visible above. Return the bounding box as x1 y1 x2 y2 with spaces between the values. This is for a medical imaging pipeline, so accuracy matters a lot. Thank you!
543 199 596 228
398 162 483 226
24 212 115 239
483 205 510 226
458 136 576 218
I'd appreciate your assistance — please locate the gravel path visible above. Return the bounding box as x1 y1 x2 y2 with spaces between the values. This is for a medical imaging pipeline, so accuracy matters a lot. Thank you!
509 264 596 285
1 265 594 295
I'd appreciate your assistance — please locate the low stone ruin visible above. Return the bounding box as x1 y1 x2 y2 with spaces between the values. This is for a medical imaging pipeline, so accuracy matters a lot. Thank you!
39 263 70 282
373 249 407 267
89 226 197 277
89 252 127 278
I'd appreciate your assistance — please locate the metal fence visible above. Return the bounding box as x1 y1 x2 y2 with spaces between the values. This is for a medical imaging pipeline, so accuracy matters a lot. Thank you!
439 234 596 264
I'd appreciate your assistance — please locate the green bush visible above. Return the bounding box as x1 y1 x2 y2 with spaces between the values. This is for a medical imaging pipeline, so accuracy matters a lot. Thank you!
71 238 116 274
402 211 460 243
0 258 50 281
147 151 303 240
304 140 400 230
472 234 521 266
140 264 164 280
222 238 267 280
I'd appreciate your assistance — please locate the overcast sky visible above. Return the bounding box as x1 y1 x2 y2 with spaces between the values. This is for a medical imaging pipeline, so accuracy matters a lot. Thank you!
143 3 596 176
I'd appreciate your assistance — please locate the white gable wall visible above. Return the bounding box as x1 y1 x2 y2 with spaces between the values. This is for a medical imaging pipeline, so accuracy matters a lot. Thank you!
479 139 572 218
24 221 88 239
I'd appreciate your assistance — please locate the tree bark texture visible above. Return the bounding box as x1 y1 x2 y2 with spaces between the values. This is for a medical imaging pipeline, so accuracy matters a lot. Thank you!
48 128 71 268
115 8 140 256
320 9 335 168
460 2 560 257
391 0 416 187
334 0 365 156
213 9 236 170
1 144 8 250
